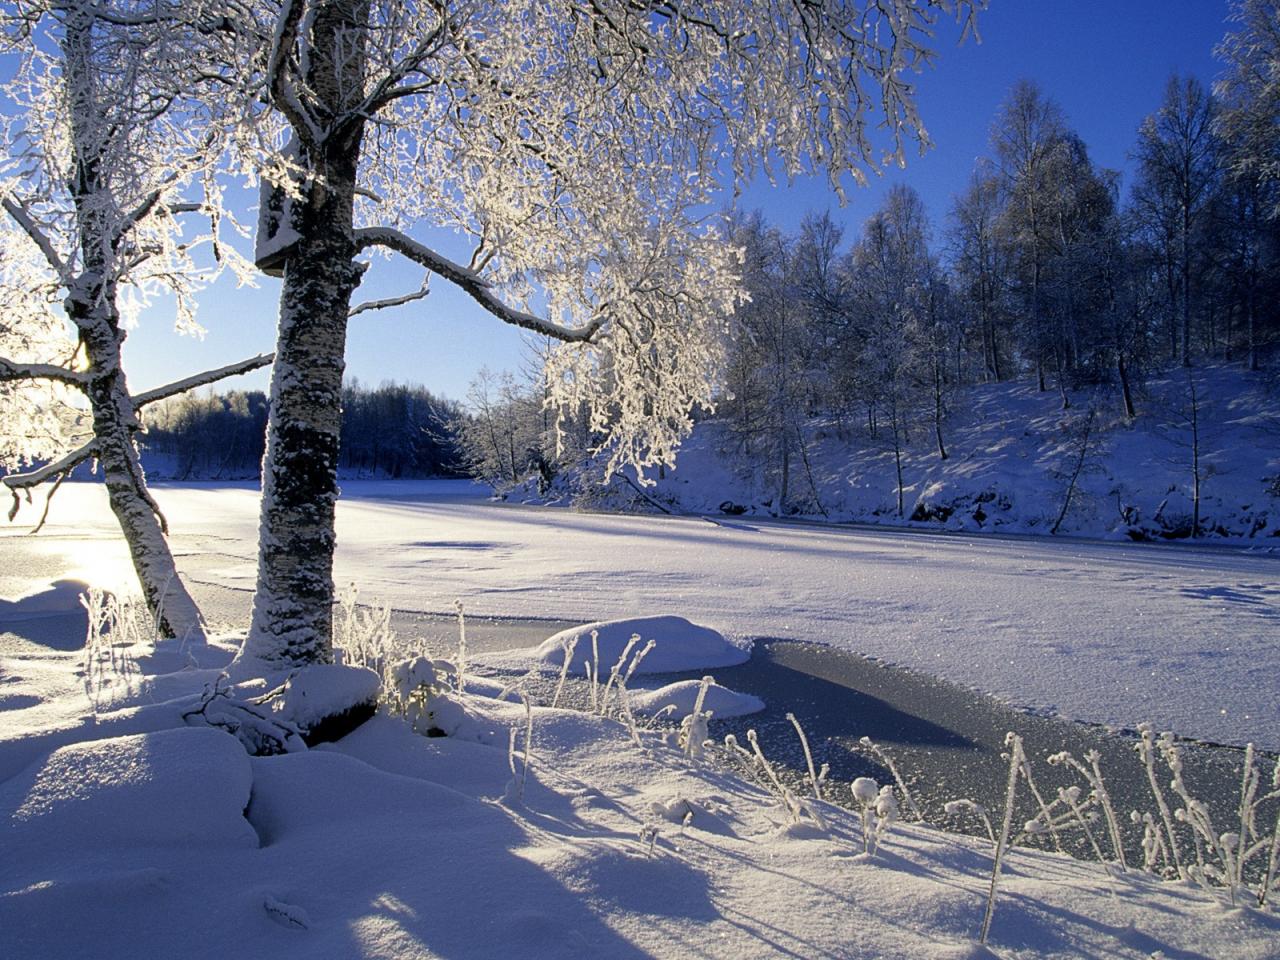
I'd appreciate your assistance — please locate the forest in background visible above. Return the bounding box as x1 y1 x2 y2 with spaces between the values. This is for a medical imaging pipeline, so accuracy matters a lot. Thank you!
137 381 465 480
461 75 1280 510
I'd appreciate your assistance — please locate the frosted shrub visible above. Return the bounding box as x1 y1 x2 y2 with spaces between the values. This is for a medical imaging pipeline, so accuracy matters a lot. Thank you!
721 730 824 830
679 675 715 761
81 588 148 712
1135 730 1280 907
1047 748 1127 871
850 777 898 856
182 674 305 756
334 584 397 678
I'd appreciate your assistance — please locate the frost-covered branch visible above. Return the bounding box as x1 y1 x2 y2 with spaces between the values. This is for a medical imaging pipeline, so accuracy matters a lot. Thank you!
355 227 605 343
348 279 430 318
0 196 68 279
2 440 97 495
0 356 88 389
265 0 324 148
131 352 275 407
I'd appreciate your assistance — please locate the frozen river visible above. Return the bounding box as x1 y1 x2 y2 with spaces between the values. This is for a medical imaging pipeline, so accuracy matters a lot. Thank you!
3 479 1277 748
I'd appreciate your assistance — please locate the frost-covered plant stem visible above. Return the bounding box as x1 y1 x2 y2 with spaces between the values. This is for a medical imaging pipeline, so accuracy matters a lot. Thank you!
599 633 640 716
857 736 923 822
454 599 468 695
1017 751 1065 854
1048 749 1128 871
788 713 824 801
981 733 1024 946
588 630 600 712
1137 724 1185 878
944 799 996 847
550 635 579 710
1259 805 1280 907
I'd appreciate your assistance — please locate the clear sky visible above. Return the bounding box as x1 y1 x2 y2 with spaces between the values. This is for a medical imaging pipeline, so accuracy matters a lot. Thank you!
119 1 1233 405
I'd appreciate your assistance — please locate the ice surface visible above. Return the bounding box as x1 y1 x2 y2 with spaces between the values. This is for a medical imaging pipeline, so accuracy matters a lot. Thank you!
11 477 1279 748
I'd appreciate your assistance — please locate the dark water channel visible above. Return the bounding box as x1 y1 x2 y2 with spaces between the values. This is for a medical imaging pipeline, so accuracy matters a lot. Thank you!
689 640 1277 873
456 618 1277 875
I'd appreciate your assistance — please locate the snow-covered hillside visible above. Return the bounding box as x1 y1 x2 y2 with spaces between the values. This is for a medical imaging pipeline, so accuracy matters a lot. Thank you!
609 366 1280 542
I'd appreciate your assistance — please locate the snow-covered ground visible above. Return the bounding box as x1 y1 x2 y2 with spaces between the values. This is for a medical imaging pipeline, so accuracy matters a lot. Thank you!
3 480 1280 959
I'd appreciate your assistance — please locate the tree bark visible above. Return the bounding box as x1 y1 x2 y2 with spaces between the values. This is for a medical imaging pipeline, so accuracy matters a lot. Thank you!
77 317 206 641
239 173 365 669
1117 353 1135 421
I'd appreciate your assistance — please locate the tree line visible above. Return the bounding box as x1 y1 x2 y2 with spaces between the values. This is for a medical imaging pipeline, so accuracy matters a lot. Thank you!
140 381 465 480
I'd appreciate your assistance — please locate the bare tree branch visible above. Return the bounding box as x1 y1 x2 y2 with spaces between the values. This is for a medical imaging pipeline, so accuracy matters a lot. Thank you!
355 227 605 343
132 352 275 408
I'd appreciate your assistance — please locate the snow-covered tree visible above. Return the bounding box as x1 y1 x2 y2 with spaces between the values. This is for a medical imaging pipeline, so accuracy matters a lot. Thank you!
0 2 267 641
1216 0 1280 220
230 0 980 671
1131 75 1220 368
845 184 936 516
989 80 1070 394
948 163 1010 382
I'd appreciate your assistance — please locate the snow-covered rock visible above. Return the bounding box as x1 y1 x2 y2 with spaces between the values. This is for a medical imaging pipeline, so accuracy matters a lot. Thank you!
271 664 381 743
0 727 256 852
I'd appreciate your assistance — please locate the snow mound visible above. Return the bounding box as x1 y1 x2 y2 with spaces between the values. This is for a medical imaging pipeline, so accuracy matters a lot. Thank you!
0 727 256 851
629 679 764 718
531 616 749 674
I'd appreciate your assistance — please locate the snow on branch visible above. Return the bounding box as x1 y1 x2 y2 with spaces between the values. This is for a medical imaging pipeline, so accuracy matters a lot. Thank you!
354 227 605 343
266 0 325 148
4 440 96 529
131 353 275 408
2 441 97 495
348 278 431 318
0 356 88 389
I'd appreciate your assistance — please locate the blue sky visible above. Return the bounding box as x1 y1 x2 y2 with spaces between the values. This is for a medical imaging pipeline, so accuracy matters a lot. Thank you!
121 1 1232 405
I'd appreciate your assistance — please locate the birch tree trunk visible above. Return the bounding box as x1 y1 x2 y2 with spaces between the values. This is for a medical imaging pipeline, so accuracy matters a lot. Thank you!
61 7 205 642
73 304 206 641
237 0 368 671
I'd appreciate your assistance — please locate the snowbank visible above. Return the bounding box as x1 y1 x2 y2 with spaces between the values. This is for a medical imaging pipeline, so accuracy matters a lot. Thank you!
498 615 750 675
628 679 765 718
589 366 1280 542
0 626 1277 959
